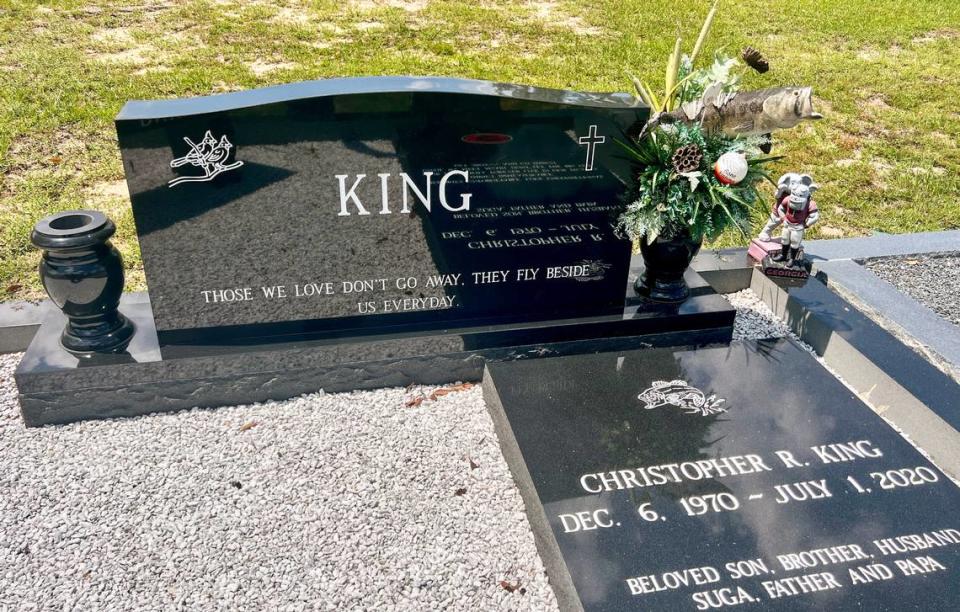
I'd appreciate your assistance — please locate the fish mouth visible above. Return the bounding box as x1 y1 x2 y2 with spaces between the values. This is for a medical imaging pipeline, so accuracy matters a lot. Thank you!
793 97 824 119
793 86 823 119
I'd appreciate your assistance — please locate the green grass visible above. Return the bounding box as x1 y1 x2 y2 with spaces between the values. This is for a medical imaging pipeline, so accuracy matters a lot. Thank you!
1 0 959 300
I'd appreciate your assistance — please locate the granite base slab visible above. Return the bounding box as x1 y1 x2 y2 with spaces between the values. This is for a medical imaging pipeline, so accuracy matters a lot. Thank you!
15 278 734 426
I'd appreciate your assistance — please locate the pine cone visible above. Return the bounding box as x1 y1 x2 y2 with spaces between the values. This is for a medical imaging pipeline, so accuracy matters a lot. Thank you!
742 46 770 73
671 143 703 174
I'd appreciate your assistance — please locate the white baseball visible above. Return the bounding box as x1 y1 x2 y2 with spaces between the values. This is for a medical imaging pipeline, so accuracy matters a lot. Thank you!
714 152 749 185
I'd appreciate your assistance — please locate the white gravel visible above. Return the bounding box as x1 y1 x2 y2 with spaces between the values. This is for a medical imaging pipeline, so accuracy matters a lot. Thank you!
0 352 556 611
724 289 794 341
0 292 804 610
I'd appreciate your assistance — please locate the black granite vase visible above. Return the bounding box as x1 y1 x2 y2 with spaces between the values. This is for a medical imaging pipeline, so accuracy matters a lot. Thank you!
31 210 135 354
634 229 702 303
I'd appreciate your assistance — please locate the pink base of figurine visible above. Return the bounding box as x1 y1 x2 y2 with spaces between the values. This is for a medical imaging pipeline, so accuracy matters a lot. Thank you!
748 238 782 262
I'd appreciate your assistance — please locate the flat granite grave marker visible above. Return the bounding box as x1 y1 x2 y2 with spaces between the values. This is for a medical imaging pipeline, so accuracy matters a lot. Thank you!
484 338 960 611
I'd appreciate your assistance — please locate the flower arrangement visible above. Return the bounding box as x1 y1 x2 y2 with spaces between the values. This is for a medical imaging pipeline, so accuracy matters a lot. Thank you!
617 122 774 244
617 0 790 246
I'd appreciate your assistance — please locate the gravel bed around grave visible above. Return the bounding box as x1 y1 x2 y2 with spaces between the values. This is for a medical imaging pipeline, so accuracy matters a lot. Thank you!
0 352 556 611
865 252 960 328
724 289 793 341
0 290 790 610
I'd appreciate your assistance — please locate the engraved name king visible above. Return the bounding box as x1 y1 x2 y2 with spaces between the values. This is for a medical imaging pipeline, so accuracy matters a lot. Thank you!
335 170 473 216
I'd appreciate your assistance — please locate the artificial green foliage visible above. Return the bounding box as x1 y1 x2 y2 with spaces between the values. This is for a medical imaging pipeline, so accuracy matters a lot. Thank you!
621 6 783 246
678 52 741 106
616 124 780 244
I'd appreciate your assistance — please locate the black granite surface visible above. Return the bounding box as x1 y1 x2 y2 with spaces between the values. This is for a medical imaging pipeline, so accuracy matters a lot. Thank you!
116 76 649 350
484 339 960 611
15 271 734 426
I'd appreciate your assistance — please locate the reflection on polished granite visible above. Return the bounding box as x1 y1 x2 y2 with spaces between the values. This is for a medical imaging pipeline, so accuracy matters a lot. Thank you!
116 76 650 348
15 270 734 426
484 339 960 611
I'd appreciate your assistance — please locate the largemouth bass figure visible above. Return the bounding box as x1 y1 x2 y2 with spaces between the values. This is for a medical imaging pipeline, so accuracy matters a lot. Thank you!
653 86 823 138
637 380 727 416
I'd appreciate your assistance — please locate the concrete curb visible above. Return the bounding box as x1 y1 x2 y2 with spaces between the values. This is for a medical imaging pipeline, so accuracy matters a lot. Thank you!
804 229 960 261
815 260 960 378
803 229 960 376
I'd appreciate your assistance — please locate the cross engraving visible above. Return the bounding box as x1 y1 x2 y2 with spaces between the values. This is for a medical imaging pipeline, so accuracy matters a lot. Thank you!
577 124 606 172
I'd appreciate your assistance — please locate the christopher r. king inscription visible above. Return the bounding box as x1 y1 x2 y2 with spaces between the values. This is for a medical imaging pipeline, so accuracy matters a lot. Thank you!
483 340 960 611
569 437 956 609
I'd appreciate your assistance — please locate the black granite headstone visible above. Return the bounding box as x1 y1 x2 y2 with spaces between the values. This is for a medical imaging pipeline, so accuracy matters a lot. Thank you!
16 78 742 426
484 339 960 611
116 77 649 348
